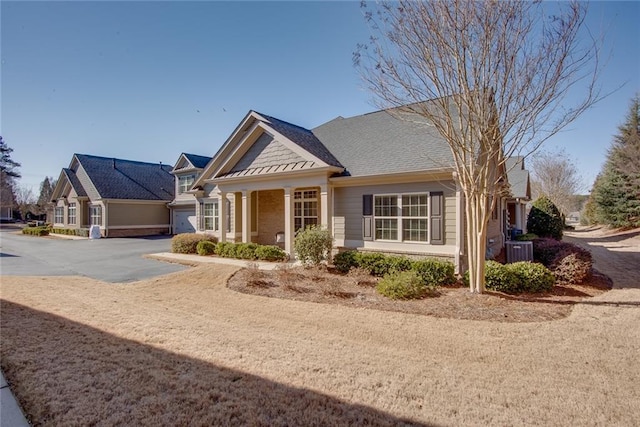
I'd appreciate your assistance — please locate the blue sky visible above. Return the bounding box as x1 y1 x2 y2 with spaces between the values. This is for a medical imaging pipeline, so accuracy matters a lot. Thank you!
2 1 638 194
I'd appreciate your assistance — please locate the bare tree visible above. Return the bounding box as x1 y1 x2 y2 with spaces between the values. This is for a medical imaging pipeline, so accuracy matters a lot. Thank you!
355 0 601 293
15 185 36 221
531 149 583 217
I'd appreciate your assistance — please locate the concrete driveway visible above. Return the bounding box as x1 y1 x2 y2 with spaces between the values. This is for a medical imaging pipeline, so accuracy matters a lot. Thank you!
0 227 185 283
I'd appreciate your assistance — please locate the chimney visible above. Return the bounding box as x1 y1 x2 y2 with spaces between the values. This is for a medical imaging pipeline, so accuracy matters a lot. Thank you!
112 158 116 169
159 161 163 169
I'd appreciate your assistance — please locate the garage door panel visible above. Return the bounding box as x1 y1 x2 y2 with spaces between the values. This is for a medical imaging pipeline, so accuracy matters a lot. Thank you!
174 209 196 234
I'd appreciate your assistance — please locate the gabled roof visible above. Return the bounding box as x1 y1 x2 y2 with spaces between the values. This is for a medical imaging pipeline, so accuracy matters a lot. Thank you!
506 156 531 200
62 168 87 197
312 106 453 177
256 112 343 169
75 154 174 201
182 153 212 169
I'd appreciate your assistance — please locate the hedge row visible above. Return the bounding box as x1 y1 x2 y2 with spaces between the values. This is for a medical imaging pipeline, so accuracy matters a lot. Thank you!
51 228 89 237
22 226 50 236
214 242 287 262
171 233 218 254
333 250 456 287
464 260 555 294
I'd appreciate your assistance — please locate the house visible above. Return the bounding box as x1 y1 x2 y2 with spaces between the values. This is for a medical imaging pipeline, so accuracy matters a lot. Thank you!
505 156 531 238
168 153 212 234
170 102 514 272
50 154 174 237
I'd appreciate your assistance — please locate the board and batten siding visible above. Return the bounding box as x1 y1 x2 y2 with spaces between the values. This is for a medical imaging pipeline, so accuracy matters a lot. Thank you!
333 180 457 253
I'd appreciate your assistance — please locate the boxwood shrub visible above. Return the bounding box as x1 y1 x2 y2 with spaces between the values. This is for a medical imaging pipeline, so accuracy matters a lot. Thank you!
21 226 50 236
171 233 217 254
464 260 555 293
196 240 216 256
333 250 358 273
412 258 456 286
376 270 435 300
255 245 287 262
236 243 259 260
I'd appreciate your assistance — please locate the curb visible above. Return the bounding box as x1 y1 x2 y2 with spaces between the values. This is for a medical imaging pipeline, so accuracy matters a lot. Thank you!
0 371 29 426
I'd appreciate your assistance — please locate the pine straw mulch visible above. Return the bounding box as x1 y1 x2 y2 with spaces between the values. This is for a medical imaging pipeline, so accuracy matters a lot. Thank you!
228 265 613 323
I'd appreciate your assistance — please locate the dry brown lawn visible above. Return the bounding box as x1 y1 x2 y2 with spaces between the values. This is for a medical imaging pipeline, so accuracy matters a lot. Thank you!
2 262 640 426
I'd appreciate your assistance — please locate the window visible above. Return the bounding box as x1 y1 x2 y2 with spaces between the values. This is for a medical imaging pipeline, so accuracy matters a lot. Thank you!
68 203 76 225
54 207 64 224
90 205 102 226
178 175 195 194
203 202 218 231
373 193 429 242
294 190 318 231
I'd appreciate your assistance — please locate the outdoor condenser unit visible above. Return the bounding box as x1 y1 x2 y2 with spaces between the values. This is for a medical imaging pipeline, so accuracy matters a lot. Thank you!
505 241 534 263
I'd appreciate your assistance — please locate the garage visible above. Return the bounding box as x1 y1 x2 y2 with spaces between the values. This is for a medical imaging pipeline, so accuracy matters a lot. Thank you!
173 208 197 234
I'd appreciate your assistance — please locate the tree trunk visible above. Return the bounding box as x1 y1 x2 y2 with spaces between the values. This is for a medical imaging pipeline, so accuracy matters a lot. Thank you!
465 192 488 293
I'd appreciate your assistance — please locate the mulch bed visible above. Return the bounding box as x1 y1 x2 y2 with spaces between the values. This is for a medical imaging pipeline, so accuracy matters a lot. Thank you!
227 265 612 323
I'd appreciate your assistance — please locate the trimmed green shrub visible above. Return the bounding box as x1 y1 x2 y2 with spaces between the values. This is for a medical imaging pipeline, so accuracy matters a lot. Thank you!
484 260 519 292
386 255 413 274
171 233 217 254
507 262 555 293
526 196 564 240
376 270 435 300
333 250 358 273
255 245 287 262
294 225 333 265
411 259 456 286
236 243 259 260
215 242 237 258
196 240 216 256
21 226 49 236
354 252 390 276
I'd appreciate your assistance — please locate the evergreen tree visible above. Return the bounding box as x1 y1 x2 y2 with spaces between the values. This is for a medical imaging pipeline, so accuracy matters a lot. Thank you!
0 136 20 217
36 176 56 214
527 196 564 240
590 95 640 227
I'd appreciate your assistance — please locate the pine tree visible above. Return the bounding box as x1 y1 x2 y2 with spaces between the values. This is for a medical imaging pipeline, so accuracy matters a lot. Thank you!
36 176 56 214
0 136 20 217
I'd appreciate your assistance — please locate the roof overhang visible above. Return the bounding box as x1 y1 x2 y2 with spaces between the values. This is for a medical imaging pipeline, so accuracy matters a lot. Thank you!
209 166 343 185
329 168 455 187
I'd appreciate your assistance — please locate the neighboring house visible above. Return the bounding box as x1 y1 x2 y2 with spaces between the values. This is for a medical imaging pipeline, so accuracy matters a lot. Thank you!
505 156 531 238
168 153 212 234
170 102 511 272
50 154 174 237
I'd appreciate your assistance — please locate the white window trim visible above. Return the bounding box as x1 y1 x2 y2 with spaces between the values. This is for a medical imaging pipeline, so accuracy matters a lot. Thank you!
178 174 195 194
90 205 102 227
294 189 318 232
54 206 64 224
203 200 219 232
373 192 430 244
68 203 76 225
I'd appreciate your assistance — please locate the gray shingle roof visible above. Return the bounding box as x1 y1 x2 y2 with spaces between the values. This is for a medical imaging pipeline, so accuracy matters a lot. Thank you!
62 168 87 197
75 154 174 201
506 156 531 199
256 112 344 168
311 107 453 177
182 153 212 169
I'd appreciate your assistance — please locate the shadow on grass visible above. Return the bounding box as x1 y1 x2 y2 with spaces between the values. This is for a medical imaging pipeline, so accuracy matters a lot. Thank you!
0 300 431 426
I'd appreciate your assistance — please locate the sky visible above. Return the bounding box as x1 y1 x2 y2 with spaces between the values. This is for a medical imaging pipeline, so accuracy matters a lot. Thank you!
2 1 639 195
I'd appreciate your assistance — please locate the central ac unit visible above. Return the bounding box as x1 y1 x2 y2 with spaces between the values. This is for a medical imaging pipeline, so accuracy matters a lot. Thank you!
505 241 533 263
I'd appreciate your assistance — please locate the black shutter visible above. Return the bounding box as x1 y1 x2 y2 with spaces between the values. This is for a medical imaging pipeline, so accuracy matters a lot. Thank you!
430 192 444 245
363 194 373 241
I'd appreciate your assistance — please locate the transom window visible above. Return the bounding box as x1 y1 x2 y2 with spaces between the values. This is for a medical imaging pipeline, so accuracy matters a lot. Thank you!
68 203 76 225
203 202 219 231
90 205 102 226
54 207 64 224
178 175 195 194
374 193 429 242
294 190 318 231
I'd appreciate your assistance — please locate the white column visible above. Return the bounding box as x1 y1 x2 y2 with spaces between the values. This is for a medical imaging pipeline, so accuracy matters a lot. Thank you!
242 190 252 243
284 187 294 256
320 184 330 230
219 191 227 243
515 200 522 230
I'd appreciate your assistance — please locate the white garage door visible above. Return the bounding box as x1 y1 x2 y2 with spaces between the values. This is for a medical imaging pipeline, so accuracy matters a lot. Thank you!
173 209 197 234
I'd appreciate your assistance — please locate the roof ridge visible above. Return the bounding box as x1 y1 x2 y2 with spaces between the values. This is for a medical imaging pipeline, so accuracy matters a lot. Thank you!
75 153 170 167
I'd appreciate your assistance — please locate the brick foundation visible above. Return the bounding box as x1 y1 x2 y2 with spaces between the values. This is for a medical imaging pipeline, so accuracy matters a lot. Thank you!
106 227 170 238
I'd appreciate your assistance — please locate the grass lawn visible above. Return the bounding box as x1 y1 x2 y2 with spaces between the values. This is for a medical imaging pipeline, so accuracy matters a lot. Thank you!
2 264 639 426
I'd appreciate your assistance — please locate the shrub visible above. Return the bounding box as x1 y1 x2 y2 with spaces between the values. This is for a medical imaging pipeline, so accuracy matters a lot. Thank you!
376 270 435 300
526 196 564 240
294 225 333 265
386 255 413 273
236 243 259 260
507 262 555 293
215 242 237 258
171 233 217 254
533 238 593 285
482 260 519 292
411 259 456 286
354 252 390 276
21 226 49 236
532 238 564 266
333 250 358 273
255 245 288 262
196 240 216 256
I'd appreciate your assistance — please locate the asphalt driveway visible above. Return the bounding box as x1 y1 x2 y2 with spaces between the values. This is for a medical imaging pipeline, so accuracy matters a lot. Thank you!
0 227 185 283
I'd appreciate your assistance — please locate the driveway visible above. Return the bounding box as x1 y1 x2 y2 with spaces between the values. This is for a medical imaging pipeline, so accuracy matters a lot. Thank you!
0 227 185 282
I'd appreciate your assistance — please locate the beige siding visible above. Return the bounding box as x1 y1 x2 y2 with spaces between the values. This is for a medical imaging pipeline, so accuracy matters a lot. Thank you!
107 203 169 227
231 133 304 172
334 180 457 246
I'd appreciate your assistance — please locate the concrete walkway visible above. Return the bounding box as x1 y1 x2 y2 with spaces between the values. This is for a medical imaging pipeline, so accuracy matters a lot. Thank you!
148 252 295 270
0 371 29 427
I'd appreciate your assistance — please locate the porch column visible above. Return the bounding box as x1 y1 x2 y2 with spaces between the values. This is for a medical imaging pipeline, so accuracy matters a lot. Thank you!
320 184 330 230
515 200 522 230
284 186 294 256
219 191 227 243
242 190 252 243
